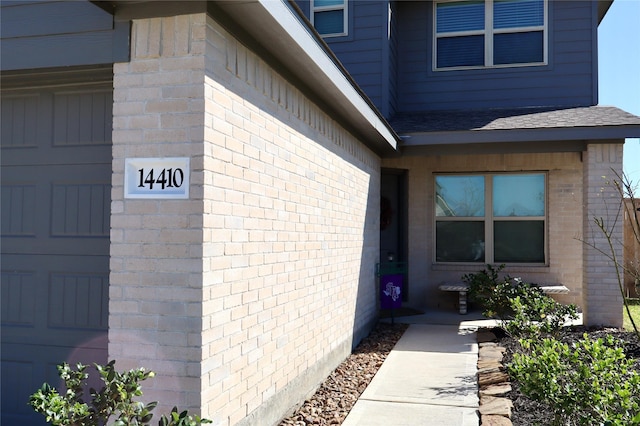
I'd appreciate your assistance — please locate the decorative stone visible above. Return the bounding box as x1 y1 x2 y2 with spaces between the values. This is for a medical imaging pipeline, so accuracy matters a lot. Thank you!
479 395 513 418
478 370 510 387
476 330 514 426
479 346 505 361
479 383 512 396
477 359 502 370
481 414 513 425
477 365 504 375
479 343 506 352
478 345 506 356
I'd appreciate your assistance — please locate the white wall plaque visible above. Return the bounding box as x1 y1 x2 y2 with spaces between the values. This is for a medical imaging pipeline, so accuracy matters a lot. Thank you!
124 157 190 199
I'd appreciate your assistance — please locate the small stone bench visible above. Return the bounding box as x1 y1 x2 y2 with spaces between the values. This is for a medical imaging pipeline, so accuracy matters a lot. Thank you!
438 283 570 315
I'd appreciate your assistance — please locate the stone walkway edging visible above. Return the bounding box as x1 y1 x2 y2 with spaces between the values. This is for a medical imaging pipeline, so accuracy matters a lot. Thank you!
476 330 513 426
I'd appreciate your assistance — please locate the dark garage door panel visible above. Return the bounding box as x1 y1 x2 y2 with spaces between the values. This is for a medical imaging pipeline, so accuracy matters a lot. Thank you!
1 88 113 154
1 253 109 425
1 79 111 425
1 341 108 425
1 254 110 342
2 163 112 255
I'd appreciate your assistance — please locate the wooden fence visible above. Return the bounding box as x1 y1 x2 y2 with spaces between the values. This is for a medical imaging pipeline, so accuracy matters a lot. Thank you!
624 198 640 298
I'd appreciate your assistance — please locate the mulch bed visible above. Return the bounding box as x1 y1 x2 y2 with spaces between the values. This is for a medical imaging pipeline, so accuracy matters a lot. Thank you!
279 322 408 426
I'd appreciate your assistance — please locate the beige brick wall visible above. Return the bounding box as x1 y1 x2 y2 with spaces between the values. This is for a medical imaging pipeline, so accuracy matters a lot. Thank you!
111 12 381 426
582 143 624 327
382 152 585 310
201 17 380 425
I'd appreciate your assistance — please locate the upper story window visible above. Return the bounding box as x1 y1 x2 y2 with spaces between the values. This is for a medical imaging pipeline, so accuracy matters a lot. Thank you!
434 0 546 70
435 173 546 264
312 0 348 37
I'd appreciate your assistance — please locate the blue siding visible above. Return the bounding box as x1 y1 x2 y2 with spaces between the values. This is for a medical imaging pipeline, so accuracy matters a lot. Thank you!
388 1 399 118
395 1 597 111
295 0 393 116
294 0 311 19
1 1 112 37
1 1 129 71
327 1 388 114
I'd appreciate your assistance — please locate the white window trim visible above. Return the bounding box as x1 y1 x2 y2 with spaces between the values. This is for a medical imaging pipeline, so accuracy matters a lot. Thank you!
433 0 548 71
311 0 348 38
433 172 548 265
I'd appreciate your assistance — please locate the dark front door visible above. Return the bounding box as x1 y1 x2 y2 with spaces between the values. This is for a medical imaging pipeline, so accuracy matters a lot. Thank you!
1 73 112 424
380 169 408 299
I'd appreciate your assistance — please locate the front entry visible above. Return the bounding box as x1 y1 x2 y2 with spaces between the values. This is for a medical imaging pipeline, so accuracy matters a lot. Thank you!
1 70 112 425
380 169 408 300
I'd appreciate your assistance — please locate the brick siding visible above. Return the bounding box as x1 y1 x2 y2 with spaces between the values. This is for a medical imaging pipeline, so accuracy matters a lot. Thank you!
383 146 625 327
382 152 586 310
111 13 381 425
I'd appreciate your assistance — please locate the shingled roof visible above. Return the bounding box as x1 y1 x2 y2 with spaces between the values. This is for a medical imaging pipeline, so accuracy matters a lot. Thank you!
390 106 640 134
390 105 640 155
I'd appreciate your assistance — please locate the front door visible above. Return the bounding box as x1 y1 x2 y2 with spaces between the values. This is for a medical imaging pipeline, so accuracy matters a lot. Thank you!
380 169 408 300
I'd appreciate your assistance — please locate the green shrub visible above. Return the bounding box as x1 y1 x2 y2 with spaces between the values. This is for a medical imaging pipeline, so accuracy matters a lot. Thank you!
503 285 578 337
463 265 578 337
509 334 640 425
29 360 211 426
463 264 510 318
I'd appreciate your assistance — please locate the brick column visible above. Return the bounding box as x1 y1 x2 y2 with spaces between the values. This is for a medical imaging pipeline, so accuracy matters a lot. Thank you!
110 13 207 413
582 142 624 327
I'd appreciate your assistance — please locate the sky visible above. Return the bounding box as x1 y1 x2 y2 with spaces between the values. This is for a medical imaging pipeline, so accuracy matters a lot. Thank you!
598 0 640 186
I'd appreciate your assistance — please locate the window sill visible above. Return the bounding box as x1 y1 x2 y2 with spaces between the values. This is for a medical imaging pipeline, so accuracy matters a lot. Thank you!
320 32 348 38
433 61 547 72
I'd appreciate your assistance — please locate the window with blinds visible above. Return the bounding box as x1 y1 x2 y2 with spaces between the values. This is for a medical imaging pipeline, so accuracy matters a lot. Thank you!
434 0 546 70
312 0 348 37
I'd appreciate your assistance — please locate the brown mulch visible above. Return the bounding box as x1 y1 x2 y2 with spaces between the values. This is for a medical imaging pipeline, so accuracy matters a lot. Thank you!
278 322 408 426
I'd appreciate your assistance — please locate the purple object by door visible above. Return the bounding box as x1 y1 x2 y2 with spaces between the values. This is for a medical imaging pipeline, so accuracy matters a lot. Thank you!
380 273 403 309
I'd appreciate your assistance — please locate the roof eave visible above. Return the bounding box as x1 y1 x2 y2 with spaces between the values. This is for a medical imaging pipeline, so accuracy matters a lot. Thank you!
598 0 614 24
92 0 399 156
400 124 640 147
399 124 640 155
214 0 399 155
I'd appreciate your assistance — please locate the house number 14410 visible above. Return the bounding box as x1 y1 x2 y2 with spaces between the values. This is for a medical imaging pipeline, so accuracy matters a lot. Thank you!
138 167 184 190
124 157 189 199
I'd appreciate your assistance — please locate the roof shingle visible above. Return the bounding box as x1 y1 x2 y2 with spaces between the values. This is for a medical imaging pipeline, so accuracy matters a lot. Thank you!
390 106 640 134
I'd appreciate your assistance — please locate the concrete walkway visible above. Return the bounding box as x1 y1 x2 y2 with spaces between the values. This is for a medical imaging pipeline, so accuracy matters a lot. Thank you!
342 310 497 426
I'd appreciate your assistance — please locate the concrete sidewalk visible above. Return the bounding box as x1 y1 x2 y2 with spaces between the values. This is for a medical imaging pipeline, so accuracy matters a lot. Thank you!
342 312 492 426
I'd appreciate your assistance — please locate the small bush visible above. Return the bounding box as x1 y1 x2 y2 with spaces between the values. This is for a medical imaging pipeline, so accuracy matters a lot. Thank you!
463 264 510 318
509 334 640 425
503 285 578 337
29 360 211 426
463 265 578 337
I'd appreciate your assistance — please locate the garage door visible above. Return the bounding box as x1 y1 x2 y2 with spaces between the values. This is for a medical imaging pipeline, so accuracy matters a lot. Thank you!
1 73 112 425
